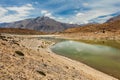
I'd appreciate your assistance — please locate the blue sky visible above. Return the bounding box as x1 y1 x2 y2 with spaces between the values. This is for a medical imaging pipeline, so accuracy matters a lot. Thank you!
0 0 120 24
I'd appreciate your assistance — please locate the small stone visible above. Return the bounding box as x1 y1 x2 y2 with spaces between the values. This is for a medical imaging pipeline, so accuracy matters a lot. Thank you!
36 70 46 76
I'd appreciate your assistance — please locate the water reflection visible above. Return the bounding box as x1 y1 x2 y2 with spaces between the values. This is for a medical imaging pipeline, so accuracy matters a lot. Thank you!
51 41 120 79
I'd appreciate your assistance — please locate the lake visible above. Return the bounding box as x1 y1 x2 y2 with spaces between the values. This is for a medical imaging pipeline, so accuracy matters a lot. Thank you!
51 40 120 79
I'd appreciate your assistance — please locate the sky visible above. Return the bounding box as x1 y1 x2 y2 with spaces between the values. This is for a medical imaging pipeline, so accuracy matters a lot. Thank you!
0 0 120 24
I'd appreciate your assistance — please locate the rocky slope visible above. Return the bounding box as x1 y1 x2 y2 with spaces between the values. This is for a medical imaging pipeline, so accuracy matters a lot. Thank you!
0 16 78 33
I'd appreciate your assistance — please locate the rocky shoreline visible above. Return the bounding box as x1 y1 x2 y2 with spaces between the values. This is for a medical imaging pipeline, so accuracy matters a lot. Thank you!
0 34 118 80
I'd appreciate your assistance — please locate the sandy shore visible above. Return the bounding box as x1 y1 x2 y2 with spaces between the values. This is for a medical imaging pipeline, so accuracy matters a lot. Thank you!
0 34 118 80
57 32 120 40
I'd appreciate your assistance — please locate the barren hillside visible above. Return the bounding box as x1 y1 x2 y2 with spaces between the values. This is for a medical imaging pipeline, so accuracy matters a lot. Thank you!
0 28 45 35
59 20 120 40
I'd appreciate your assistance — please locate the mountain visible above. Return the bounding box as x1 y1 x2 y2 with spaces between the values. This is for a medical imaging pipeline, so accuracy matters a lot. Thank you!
107 15 120 22
59 18 120 40
0 23 9 27
63 19 120 33
0 16 78 33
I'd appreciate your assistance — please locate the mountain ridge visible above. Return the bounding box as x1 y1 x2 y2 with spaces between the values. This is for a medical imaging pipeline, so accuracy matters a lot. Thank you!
107 15 120 22
0 16 79 33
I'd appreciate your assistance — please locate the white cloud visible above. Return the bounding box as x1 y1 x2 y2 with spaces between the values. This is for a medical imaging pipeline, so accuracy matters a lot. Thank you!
55 0 120 24
41 10 48 14
76 13 84 17
44 13 52 17
46 0 120 24
0 0 120 24
41 10 55 19
74 6 119 24
91 15 113 23
56 9 117 24
0 4 34 23
69 21 74 24
26 3 32 7
72 9 117 24
0 7 8 17
82 3 89 7
6 4 34 15
58 17 64 20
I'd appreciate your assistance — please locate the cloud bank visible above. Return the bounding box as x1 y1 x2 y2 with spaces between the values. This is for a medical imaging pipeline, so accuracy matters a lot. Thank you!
0 4 34 23
0 0 120 24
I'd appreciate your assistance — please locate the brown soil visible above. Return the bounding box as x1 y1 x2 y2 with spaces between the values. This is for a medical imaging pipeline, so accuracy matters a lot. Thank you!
0 28 45 35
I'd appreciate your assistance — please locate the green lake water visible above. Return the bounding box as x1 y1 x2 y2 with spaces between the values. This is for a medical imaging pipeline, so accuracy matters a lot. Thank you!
51 40 120 79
